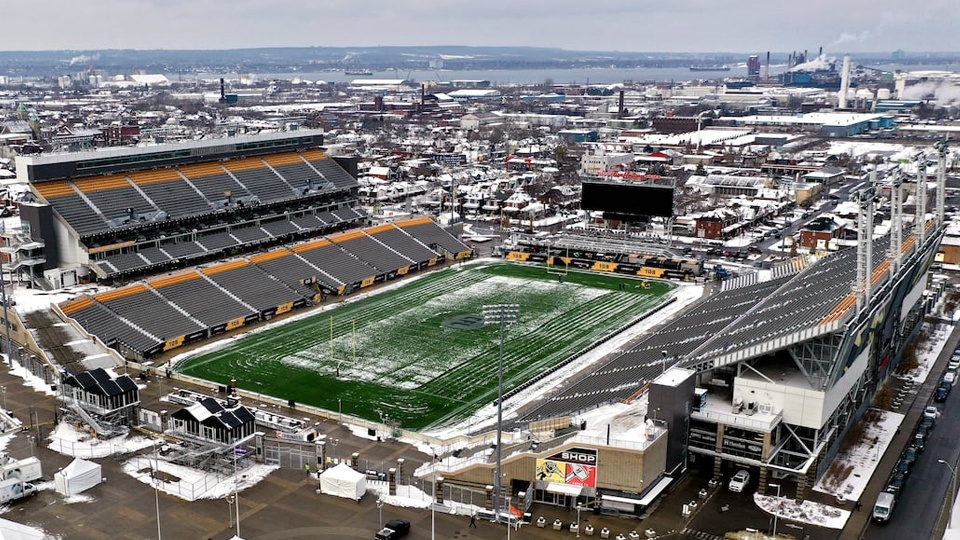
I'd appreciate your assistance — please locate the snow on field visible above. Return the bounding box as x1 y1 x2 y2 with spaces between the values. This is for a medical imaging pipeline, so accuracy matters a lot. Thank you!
425 281 704 439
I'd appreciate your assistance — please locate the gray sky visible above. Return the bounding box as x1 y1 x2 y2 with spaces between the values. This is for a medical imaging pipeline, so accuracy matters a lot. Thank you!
5 0 958 53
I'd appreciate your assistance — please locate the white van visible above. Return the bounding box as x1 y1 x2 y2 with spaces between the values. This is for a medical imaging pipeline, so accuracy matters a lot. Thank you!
945 372 957 387
873 492 895 523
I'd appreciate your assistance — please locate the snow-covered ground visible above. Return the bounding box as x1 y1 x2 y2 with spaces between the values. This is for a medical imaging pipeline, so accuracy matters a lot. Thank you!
754 493 851 530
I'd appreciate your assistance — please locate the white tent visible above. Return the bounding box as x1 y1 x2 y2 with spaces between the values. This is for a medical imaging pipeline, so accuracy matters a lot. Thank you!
0 517 46 540
54 458 102 496
318 463 366 501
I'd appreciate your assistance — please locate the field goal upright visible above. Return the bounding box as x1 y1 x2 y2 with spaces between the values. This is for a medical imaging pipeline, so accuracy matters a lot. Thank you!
546 245 570 277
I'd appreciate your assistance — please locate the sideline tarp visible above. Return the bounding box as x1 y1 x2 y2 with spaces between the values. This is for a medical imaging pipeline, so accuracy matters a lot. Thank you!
318 463 366 501
54 458 102 496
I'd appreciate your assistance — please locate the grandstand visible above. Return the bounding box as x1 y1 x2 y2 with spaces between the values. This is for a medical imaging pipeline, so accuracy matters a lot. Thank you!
57 217 473 359
518 214 943 498
15 130 366 285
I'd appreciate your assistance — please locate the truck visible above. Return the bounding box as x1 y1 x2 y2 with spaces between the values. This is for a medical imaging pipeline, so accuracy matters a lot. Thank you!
872 491 896 523
0 455 42 483
0 478 37 504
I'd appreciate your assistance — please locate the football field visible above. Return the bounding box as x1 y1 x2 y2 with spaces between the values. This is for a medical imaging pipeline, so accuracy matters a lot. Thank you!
175 261 675 431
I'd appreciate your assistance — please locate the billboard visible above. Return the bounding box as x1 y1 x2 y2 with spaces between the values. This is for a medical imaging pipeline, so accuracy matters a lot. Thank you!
535 447 598 488
581 181 674 218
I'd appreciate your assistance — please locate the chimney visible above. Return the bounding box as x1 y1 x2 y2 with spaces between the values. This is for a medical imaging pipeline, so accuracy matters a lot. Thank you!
618 90 625 119
838 55 852 109
765 51 771 81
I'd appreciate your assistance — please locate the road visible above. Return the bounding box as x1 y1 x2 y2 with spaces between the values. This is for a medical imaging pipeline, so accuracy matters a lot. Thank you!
865 369 960 538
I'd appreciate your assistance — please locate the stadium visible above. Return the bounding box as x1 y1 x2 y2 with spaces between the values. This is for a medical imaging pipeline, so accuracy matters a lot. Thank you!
4 131 949 517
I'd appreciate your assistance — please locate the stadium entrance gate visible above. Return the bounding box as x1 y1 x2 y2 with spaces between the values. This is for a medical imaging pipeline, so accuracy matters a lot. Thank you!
262 436 321 471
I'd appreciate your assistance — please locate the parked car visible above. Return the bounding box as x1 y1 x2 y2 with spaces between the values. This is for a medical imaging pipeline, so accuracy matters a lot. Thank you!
375 519 411 540
924 406 941 422
935 382 951 402
904 446 919 464
944 372 957 387
895 458 912 477
728 470 750 493
886 473 907 495
914 428 928 451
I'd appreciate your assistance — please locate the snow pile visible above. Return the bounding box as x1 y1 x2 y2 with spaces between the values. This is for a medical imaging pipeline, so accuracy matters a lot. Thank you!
46 422 156 459
900 322 954 384
754 493 850 530
812 409 904 501
122 457 278 502
6 356 56 398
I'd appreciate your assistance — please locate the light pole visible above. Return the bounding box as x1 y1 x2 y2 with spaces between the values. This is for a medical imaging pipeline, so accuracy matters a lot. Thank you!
27 435 34 457
769 483 781 538
939 459 958 530
233 440 241 539
1 386 6 411
154 442 162 540
576 503 583 538
431 450 436 540
377 498 384 531
482 303 519 522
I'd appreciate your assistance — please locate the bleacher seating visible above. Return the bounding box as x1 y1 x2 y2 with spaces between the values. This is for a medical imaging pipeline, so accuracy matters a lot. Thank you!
366 224 440 263
73 175 156 224
332 230 413 273
293 239 377 285
249 249 339 296
195 232 238 252
64 215 473 358
291 214 325 231
95 285 204 343
35 182 108 236
229 226 270 244
138 246 172 265
61 296 159 353
223 157 298 203
398 217 471 256
316 211 340 226
130 170 212 218
261 219 301 237
150 272 254 328
301 149 360 190
262 152 326 191
160 241 206 260
102 252 150 273
202 260 304 312
178 162 251 206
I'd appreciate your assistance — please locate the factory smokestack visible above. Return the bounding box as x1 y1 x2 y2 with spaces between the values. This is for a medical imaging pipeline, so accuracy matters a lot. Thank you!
618 90 625 119
838 54 852 109
765 51 770 81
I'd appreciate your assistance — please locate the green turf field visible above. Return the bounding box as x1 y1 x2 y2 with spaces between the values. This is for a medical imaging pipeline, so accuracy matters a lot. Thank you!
175 261 674 431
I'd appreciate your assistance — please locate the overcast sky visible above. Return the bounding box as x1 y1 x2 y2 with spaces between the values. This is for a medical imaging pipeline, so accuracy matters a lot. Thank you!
5 0 958 53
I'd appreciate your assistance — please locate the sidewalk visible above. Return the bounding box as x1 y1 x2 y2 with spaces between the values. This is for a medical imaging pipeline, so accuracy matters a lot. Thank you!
839 322 960 540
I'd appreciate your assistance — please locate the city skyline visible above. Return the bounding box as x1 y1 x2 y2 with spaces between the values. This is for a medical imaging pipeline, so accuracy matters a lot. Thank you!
3 0 959 54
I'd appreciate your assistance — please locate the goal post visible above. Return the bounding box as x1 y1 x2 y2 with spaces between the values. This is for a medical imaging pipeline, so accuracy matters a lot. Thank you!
546 245 569 276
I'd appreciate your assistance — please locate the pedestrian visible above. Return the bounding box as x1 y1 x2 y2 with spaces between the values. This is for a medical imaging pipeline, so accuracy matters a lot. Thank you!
855 499 862 511
469 513 477 528
305 463 311 475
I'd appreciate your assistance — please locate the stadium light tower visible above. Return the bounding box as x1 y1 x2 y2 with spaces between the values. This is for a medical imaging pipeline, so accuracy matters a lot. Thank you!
482 303 519 521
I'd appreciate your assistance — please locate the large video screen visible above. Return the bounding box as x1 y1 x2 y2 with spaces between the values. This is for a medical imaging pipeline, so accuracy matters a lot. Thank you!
581 181 674 218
